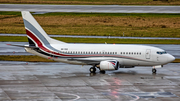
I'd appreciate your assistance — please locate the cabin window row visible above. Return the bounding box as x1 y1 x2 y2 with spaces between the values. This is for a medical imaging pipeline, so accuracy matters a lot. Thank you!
59 51 141 55
60 51 117 54
120 52 141 55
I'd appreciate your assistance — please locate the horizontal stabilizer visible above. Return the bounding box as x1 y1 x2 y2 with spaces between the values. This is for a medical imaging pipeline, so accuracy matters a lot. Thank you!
7 44 39 49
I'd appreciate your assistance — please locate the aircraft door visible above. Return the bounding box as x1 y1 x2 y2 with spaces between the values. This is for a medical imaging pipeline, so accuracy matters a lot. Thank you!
146 49 151 59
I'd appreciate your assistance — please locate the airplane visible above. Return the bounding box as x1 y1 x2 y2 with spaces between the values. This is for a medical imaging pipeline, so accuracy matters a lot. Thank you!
8 11 175 74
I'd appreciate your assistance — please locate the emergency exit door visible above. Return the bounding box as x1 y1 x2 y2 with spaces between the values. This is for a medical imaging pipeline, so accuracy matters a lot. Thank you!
146 49 151 59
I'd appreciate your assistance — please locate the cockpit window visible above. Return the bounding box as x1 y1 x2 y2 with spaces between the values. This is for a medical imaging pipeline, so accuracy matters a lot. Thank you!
157 51 167 55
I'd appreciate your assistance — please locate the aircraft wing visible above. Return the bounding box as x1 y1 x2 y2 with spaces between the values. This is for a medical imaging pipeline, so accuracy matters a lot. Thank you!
68 58 102 65
68 58 117 65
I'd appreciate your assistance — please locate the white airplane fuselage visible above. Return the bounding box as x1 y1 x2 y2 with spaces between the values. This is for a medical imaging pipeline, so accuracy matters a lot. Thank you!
25 43 174 66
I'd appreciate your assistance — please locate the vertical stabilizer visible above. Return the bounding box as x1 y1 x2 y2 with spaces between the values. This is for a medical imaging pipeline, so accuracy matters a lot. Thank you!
21 11 66 46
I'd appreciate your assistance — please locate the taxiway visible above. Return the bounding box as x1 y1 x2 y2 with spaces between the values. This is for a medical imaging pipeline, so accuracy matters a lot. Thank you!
0 61 179 100
0 4 180 13
1 34 180 40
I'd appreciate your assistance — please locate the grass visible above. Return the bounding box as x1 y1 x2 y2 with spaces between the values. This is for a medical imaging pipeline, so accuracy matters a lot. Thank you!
172 59 180 63
0 36 28 42
1 12 180 37
0 55 54 62
1 11 180 17
1 36 180 44
1 0 180 5
0 55 179 63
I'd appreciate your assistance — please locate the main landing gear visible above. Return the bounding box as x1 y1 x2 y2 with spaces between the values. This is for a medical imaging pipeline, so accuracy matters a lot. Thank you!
100 70 105 74
89 66 106 74
89 67 96 73
152 68 157 74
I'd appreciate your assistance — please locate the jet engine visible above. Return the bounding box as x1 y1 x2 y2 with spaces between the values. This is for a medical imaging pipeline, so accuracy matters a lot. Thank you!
100 60 119 70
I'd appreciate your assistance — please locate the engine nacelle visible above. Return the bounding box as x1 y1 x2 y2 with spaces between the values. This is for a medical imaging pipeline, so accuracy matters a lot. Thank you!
100 60 119 71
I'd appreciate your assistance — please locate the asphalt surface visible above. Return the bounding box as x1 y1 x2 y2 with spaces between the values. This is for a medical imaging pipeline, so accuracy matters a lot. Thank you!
0 4 180 13
0 61 179 100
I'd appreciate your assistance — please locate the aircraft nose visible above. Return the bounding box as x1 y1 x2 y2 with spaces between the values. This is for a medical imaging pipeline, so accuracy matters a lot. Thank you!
167 54 175 63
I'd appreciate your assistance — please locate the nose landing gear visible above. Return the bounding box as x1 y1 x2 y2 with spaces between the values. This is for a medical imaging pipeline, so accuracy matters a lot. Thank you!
152 68 156 74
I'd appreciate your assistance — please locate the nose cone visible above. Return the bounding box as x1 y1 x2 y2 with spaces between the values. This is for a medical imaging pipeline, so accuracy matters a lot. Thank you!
167 54 175 63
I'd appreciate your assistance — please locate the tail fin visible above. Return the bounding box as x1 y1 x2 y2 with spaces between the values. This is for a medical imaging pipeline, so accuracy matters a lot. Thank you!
21 11 66 47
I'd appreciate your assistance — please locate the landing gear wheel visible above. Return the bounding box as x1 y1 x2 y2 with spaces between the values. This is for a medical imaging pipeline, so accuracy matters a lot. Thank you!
100 70 106 74
152 69 156 74
89 67 96 73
